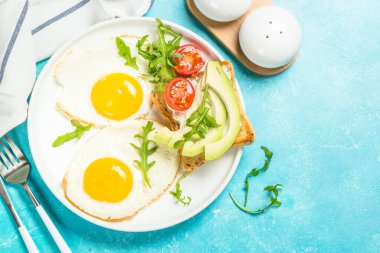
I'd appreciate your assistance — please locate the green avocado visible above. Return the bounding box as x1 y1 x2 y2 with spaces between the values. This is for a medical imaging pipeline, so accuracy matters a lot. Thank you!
153 126 173 145
167 126 191 149
154 61 241 161
181 89 226 157
154 126 193 148
204 61 241 161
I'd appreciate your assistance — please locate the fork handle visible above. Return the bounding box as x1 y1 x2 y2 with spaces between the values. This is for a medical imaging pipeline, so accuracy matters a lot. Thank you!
19 226 39 253
23 184 71 253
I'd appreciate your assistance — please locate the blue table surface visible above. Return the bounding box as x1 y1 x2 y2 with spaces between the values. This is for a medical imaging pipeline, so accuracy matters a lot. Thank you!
2 0 380 252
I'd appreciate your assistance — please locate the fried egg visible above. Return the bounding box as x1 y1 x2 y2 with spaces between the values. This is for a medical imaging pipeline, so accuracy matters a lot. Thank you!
63 120 180 220
54 36 151 127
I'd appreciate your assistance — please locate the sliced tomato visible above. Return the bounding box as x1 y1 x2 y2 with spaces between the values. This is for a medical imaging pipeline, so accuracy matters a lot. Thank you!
164 77 195 111
173 44 206 76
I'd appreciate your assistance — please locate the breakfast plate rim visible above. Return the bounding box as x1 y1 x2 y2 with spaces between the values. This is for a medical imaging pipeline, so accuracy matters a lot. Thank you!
27 17 244 232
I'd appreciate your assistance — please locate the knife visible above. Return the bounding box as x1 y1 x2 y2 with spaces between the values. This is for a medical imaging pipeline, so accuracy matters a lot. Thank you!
0 179 38 252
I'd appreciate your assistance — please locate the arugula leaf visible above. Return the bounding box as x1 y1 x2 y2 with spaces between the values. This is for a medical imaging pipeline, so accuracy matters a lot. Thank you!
170 172 191 206
229 146 283 215
136 18 182 91
229 184 282 214
244 146 273 206
174 84 220 148
52 120 91 147
116 37 139 70
130 121 158 188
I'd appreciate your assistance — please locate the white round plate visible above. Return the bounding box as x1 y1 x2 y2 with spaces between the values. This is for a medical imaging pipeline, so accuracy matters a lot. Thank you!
28 18 243 232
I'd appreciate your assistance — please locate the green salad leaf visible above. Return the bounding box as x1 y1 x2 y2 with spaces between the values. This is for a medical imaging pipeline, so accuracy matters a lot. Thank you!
229 146 283 215
116 37 139 70
170 172 191 206
136 18 182 91
52 120 91 147
229 184 282 214
130 121 158 188
244 146 273 206
174 84 220 148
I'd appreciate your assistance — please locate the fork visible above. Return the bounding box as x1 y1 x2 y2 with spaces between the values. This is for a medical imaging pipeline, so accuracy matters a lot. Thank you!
0 135 71 253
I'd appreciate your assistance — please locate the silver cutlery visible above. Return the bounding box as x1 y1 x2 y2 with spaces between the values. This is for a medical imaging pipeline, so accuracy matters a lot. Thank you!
0 135 71 253
0 178 38 252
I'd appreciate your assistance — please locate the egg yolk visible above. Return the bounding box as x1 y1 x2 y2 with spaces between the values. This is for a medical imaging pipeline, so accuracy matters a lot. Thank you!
91 73 143 120
83 158 133 202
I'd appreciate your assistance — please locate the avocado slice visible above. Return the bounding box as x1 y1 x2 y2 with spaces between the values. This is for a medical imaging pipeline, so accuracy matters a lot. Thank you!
182 89 226 157
153 126 173 144
154 126 193 148
154 61 241 161
167 126 192 148
154 89 226 153
204 61 241 161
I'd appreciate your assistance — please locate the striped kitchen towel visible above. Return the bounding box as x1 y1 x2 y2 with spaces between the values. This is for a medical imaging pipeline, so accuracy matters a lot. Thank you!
0 0 152 137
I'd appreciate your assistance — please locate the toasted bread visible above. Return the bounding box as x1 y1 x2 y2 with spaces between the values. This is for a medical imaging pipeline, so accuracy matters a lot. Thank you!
150 92 179 131
151 61 255 171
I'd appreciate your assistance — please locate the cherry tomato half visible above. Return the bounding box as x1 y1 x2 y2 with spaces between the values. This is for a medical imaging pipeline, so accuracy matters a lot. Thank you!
173 44 206 76
164 77 195 111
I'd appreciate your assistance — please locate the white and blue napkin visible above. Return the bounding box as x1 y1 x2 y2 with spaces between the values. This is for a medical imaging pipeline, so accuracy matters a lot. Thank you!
0 0 152 137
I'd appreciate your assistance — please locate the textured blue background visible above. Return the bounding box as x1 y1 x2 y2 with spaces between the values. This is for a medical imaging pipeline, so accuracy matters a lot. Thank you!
2 0 380 252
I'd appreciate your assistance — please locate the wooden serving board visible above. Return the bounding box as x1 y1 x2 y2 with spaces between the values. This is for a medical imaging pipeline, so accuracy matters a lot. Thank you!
186 0 298 76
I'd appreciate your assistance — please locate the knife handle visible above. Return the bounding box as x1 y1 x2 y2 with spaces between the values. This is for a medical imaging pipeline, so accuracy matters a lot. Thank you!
22 184 71 253
0 181 38 252
18 226 39 253
36 205 71 253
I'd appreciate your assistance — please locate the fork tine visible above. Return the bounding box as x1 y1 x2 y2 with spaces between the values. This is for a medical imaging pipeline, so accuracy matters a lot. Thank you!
0 139 18 166
0 148 11 169
5 135 24 159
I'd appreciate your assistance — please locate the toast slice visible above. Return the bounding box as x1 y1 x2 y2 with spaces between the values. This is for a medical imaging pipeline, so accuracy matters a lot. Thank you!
151 61 255 171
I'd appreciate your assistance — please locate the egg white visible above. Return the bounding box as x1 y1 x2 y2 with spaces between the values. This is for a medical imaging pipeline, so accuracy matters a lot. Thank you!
63 120 180 220
54 36 152 127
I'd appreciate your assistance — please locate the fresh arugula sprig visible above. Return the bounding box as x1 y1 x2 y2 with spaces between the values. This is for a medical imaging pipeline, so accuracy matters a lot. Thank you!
136 18 182 91
244 146 273 206
174 84 219 148
130 121 158 188
229 184 282 214
52 120 91 147
229 146 283 215
170 172 191 206
116 37 139 70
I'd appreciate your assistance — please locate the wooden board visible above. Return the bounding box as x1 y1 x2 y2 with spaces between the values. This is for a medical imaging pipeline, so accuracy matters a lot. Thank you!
186 0 298 76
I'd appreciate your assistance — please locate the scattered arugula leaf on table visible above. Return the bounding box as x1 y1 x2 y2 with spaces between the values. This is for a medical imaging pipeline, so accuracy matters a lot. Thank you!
52 120 91 147
229 184 282 214
229 146 283 215
244 146 273 207
170 172 192 206
130 121 158 188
